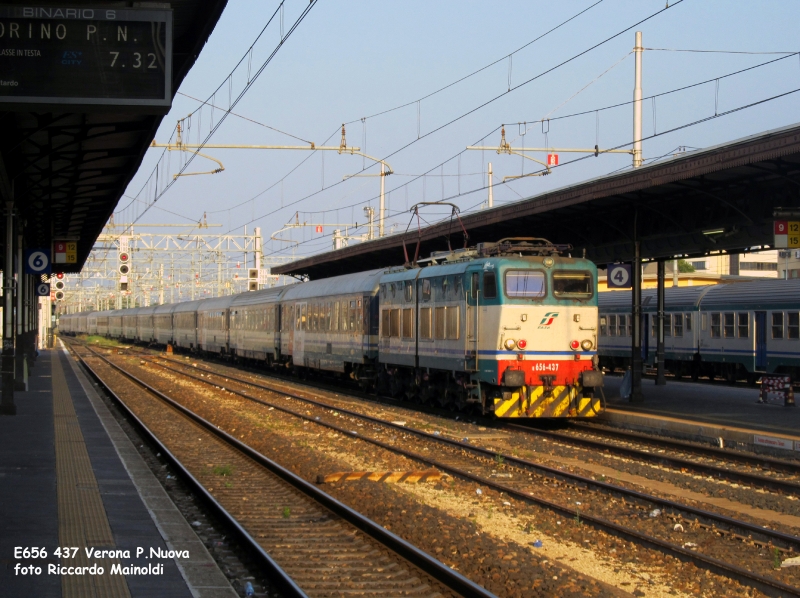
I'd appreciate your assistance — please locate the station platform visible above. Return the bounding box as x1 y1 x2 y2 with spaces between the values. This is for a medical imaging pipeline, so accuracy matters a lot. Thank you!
599 375 800 457
0 346 237 598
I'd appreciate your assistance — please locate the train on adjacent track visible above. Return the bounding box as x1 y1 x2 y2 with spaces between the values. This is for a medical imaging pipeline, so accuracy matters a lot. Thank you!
60 238 604 418
597 279 800 382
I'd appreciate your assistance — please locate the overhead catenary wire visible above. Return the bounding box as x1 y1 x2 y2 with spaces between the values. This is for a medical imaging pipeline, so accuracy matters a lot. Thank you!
116 0 319 227
343 0 606 126
250 85 800 263
220 45 796 246
215 0 688 240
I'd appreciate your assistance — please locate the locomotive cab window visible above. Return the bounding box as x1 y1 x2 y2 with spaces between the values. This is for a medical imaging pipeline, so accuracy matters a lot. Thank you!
553 271 593 299
505 270 545 299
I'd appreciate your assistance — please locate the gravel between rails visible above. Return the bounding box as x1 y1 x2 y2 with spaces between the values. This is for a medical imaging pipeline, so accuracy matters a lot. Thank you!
94 347 800 598
76 349 464 598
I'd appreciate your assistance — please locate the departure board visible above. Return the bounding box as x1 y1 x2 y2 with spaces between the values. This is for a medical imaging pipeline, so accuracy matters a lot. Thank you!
0 6 172 111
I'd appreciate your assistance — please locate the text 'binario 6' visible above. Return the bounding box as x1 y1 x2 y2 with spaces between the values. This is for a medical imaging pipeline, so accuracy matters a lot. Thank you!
0 6 172 111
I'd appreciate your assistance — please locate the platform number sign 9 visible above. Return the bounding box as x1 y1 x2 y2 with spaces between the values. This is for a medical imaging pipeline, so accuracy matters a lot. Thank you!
24 249 51 275
607 263 632 289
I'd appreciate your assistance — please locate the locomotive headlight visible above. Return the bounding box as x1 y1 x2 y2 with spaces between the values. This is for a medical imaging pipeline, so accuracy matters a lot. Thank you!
516 339 527 350
504 338 517 351
569 340 580 351
581 339 593 351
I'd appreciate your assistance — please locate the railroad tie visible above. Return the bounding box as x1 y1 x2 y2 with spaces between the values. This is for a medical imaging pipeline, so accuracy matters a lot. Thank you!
316 470 443 484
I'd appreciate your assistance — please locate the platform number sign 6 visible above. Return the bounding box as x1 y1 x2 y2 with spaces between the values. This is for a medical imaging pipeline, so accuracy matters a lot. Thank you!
607 263 632 288
24 249 51 275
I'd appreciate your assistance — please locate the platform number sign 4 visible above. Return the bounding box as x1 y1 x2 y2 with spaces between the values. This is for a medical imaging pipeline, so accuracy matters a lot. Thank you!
24 249 51 275
607 263 632 289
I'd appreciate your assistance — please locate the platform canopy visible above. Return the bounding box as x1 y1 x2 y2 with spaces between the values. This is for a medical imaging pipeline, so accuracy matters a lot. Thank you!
274 123 800 279
0 0 228 272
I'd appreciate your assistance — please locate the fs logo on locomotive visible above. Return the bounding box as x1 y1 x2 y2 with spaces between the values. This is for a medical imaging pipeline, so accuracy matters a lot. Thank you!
538 312 559 328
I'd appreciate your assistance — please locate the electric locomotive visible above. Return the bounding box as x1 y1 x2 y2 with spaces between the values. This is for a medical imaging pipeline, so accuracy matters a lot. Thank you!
376 238 603 417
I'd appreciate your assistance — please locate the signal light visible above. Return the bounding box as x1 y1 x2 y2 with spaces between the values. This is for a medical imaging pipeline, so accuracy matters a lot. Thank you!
119 252 129 263
248 280 258 291
570 340 580 351
55 272 64 279
54 290 65 301
54 280 65 291
119 264 130 275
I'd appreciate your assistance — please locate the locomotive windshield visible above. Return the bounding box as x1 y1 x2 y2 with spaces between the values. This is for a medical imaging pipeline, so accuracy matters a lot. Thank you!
553 271 593 299
505 270 546 298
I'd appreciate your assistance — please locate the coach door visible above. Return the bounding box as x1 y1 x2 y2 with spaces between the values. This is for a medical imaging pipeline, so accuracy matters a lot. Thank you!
755 311 767 371
295 302 307 365
642 314 650 363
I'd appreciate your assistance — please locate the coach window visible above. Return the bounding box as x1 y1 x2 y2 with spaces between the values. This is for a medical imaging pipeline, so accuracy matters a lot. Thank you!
685 313 692 331
710 313 721 338
553 271 593 299
723 313 735 338
301 304 307 331
484 272 497 299
333 302 340 331
785 311 799 339
789 313 799 339
608 314 617 337
738 313 749 338
664 314 672 337
405 281 413 302
599 316 607 336
772 312 784 339
505 270 545 299
674 314 683 337
350 300 357 332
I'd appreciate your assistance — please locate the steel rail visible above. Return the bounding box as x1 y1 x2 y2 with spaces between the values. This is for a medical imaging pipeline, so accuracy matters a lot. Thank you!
73 343 495 598
122 350 800 598
569 421 800 473
502 421 800 495
71 348 309 598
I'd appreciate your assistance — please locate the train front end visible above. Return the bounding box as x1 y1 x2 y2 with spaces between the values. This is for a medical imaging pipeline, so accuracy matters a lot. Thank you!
472 241 603 418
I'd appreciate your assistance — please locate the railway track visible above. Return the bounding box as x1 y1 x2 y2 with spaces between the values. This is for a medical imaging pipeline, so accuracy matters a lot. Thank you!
95 339 800 494
69 342 493 598
73 340 800 597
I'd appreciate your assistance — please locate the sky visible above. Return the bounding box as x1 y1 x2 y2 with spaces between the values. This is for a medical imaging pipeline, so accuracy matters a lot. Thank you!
114 0 800 268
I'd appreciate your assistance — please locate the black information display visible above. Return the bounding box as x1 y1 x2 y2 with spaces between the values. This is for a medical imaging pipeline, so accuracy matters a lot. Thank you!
0 6 172 111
